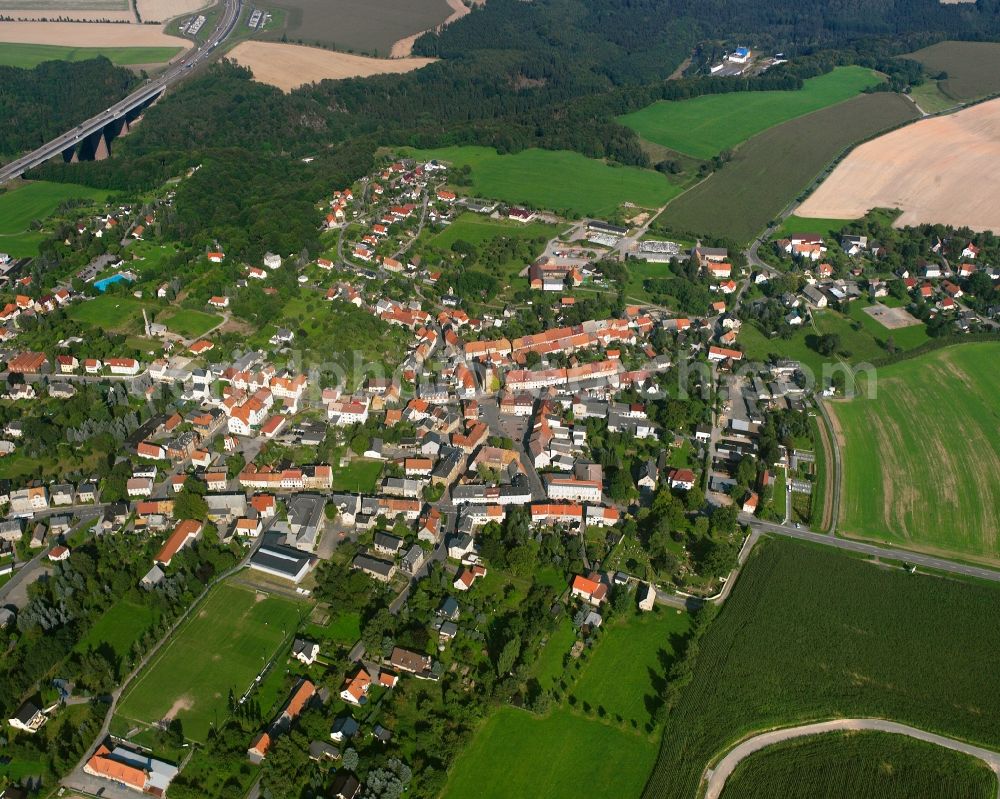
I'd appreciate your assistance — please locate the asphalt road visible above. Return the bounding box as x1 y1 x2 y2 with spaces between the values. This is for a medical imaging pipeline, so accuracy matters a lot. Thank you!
0 0 243 185
747 517 1000 583
703 718 1000 799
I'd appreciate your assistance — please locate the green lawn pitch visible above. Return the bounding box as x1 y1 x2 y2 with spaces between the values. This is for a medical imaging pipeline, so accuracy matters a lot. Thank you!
116 582 303 742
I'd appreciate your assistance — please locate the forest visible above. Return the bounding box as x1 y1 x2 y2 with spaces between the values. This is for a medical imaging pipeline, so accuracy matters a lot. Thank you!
19 0 1000 256
0 58 139 162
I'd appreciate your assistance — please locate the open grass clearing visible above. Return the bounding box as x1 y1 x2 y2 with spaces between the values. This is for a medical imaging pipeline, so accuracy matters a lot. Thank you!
0 180 111 256
907 81 959 114
429 212 558 249
658 92 918 244
0 42 181 67
645 536 1000 798
68 294 149 331
619 67 882 159
571 607 691 728
832 342 1000 560
116 582 303 742
75 598 159 658
776 214 852 239
441 707 658 799
401 145 682 218
719 730 998 799
330 458 382 492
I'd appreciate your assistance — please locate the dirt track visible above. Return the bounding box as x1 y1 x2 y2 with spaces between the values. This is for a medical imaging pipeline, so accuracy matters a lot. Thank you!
229 41 434 91
797 97 1000 230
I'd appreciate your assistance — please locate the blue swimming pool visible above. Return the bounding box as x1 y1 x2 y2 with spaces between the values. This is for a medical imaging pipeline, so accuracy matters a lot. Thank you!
94 273 133 292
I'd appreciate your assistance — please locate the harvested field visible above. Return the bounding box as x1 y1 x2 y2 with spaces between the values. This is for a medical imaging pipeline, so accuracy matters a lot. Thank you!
259 0 451 57
658 92 918 243
229 41 434 91
905 40 1000 100
0 8 134 18
136 0 211 23
863 303 921 330
797 98 1000 230
0 21 189 46
390 0 481 58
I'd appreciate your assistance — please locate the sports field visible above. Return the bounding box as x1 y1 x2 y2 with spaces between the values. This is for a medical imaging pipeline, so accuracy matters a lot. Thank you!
0 180 111 256
570 608 691 728
161 307 221 338
904 40 1000 101
116 582 302 742
441 707 658 799
658 92 918 243
403 146 681 217
0 42 181 67
644 537 1000 799
619 67 881 159
719 731 998 799
832 343 1000 560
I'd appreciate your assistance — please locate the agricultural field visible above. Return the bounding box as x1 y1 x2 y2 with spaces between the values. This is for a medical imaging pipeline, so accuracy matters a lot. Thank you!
402 146 682 218
619 66 881 159
570 608 691 728
907 80 959 114
257 0 452 56
796 97 1000 231
904 40 1000 101
0 21 188 47
68 294 149 331
658 92 918 243
0 180 112 256
75 599 160 658
116 582 303 742
161 307 221 338
644 536 1000 799
228 41 435 92
0 42 182 67
719 731 998 799
136 0 210 23
441 707 659 799
832 343 1000 560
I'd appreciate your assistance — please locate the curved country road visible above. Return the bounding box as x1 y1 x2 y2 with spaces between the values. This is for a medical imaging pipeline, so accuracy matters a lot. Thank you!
702 718 1000 799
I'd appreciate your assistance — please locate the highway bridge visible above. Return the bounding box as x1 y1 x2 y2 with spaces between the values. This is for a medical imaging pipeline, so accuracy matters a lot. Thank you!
0 0 242 185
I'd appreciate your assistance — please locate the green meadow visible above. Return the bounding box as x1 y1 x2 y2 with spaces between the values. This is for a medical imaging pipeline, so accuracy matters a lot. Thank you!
403 146 682 217
0 43 182 69
619 66 881 159
0 180 112 257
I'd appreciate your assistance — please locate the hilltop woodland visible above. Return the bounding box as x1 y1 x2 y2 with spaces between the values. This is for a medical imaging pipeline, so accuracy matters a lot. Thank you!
16 0 1000 258
0 58 139 161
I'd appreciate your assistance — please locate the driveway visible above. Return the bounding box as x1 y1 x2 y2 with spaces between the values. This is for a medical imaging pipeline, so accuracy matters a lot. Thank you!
703 718 1000 799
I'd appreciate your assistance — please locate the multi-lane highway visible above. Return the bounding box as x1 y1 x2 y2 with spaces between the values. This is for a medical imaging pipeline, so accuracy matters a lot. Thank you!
0 0 242 185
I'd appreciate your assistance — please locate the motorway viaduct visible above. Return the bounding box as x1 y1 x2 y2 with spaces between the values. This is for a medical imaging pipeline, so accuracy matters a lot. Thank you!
0 0 242 185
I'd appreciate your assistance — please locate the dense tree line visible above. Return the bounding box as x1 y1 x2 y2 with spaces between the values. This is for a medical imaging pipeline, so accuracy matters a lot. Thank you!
0 58 139 161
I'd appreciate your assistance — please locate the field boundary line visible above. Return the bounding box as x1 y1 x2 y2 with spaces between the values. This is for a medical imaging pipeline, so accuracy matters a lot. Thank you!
700 717 1000 799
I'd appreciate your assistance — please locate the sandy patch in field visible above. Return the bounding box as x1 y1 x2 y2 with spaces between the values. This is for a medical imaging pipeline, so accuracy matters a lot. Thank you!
863 303 921 330
798 98 1000 231
136 0 209 23
390 0 481 58
0 20 188 45
255 592 267 602
163 695 193 721
229 41 435 91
